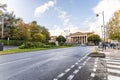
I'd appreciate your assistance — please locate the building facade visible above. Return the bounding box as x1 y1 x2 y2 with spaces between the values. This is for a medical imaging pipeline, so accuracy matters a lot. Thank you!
66 32 93 44
49 36 57 43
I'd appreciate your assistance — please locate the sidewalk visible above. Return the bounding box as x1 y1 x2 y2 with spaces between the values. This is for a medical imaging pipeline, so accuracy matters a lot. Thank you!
103 49 120 80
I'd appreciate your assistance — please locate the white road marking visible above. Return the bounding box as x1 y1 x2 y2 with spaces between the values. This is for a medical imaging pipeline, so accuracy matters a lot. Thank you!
86 57 91 61
108 75 120 80
67 75 74 80
75 62 78 65
90 73 95 77
108 68 120 74
94 64 97 68
107 62 120 65
57 73 65 78
93 68 96 72
73 69 79 74
78 66 82 69
106 59 120 62
82 57 91 66
71 65 75 68
65 68 71 73
54 53 90 80
107 64 120 68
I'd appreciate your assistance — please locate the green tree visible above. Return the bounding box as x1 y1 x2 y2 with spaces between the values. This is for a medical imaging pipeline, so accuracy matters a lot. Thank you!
87 34 101 45
33 33 46 42
107 10 120 41
40 26 50 41
56 35 66 45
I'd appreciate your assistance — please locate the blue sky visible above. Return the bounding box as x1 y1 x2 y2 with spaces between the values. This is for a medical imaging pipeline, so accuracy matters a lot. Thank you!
1 0 120 36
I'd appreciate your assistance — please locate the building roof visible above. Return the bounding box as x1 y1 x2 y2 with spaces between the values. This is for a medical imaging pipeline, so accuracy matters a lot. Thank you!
68 32 94 36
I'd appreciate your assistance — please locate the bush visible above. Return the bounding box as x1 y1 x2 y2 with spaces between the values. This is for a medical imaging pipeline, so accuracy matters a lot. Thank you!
43 45 51 48
49 42 56 46
19 41 47 49
0 40 24 46
19 44 25 49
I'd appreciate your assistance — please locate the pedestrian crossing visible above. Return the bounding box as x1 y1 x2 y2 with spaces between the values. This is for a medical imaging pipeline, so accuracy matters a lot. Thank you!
106 57 120 80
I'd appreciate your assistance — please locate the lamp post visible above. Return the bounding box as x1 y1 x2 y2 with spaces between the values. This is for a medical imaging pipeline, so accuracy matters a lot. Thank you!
96 11 105 42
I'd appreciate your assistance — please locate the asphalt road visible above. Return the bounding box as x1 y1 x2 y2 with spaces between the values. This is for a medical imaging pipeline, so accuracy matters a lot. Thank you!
0 46 94 80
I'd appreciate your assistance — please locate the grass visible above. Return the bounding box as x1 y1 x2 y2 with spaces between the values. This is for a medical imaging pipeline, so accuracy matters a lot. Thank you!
0 46 72 55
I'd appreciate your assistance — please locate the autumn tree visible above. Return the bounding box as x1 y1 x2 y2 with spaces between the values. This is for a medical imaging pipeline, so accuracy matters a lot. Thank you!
107 10 120 41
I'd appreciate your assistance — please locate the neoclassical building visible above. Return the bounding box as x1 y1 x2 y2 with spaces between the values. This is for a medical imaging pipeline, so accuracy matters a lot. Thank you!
66 32 94 44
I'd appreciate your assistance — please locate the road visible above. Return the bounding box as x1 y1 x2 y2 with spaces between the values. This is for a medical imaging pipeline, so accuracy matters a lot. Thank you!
0 46 94 80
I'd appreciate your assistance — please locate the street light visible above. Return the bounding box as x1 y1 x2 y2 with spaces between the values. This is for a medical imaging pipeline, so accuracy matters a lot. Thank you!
96 11 105 42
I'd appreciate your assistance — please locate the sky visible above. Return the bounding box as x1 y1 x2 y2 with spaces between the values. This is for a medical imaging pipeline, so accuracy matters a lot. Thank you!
1 0 120 37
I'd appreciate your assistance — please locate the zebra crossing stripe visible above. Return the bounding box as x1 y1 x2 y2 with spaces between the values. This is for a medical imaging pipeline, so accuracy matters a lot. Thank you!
67 75 74 80
107 64 120 68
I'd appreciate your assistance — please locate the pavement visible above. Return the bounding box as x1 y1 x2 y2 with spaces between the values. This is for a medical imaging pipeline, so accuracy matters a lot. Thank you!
102 48 120 80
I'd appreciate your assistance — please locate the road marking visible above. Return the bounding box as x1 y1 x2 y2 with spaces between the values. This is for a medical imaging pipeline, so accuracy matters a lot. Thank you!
94 64 97 68
78 66 82 69
107 64 120 68
108 75 120 80
67 75 74 80
89 58 99 78
57 73 65 78
82 57 91 65
82 61 87 65
107 62 120 65
75 62 78 65
65 68 71 73
53 53 90 80
71 65 75 68
93 68 96 72
105 59 120 62
73 69 79 74
108 68 120 74
90 73 95 77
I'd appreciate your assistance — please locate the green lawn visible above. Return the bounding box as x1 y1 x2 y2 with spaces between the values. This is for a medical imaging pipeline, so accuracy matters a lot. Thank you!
0 46 71 55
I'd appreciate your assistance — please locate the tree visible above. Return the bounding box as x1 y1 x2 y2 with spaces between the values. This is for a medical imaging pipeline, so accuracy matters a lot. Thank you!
12 22 31 40
107 9 120 41
33 33 46 42
56 35 66 45
40 26 50 41
0 3 7 15
87 34 101 45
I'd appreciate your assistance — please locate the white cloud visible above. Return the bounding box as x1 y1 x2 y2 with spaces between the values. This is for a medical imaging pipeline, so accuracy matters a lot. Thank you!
89 0 120 37
56 8 71 26
34 0 56 17
0 0 6 4
50 25 64 36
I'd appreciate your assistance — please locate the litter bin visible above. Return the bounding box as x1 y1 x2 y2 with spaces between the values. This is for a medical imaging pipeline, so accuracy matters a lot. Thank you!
0 43 3 51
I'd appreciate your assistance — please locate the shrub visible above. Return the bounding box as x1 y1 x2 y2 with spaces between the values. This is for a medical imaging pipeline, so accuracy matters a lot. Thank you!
43 45 51 48
19 44 25 49
0 40 24 46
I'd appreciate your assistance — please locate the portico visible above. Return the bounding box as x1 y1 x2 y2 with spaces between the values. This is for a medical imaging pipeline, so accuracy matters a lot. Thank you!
66 32 93 44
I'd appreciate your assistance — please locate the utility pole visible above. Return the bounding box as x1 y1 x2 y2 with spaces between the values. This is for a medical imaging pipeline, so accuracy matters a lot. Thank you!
96 11 105 42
